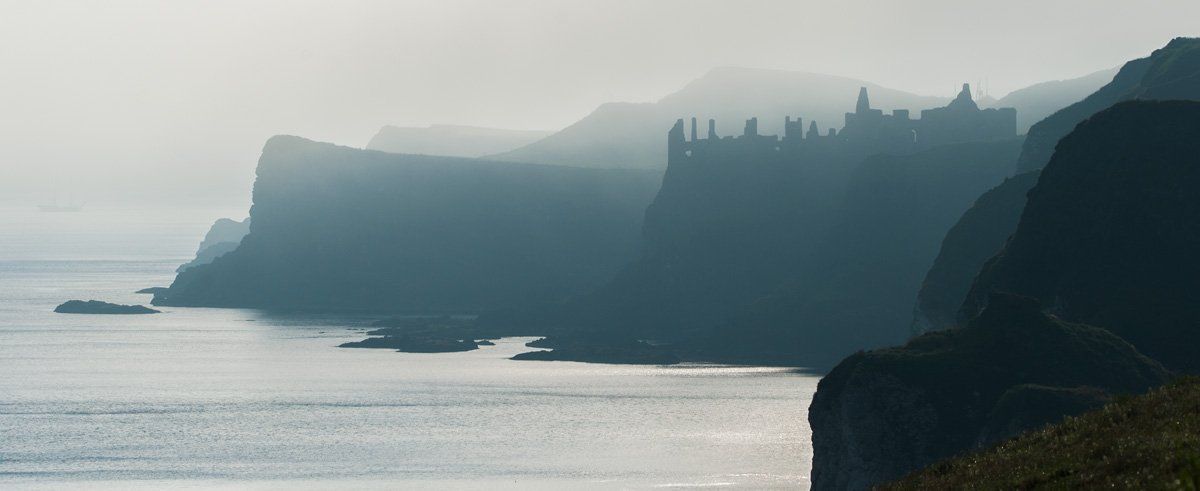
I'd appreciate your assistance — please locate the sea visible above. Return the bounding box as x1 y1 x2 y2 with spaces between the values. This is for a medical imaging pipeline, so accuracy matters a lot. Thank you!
0 205 819 490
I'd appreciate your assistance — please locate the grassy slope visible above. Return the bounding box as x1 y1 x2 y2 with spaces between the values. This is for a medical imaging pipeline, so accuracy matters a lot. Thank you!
884 377 1200 490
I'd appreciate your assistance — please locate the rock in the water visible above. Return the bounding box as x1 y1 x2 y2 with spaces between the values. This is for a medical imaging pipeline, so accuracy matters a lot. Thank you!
512 336 680 365
338 335 478 353
135 287 169 295
54 300 160 314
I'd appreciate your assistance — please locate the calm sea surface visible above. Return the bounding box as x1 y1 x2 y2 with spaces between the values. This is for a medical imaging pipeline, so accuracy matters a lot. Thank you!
0 206 818 489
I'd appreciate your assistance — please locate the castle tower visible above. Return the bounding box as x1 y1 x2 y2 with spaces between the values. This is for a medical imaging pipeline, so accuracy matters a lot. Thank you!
744 117 758 137
668 118 686 163
948 83 979 110
690 117 698 142
856 86 871 114
807 121 820 140
785 116 804 140
708 119 718 139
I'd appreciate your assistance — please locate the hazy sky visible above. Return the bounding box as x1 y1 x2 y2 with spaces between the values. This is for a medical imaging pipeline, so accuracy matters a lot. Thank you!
2 0 1198 205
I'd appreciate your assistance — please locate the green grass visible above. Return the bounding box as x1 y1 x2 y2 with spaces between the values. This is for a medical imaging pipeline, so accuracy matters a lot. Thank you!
883 377 1200 490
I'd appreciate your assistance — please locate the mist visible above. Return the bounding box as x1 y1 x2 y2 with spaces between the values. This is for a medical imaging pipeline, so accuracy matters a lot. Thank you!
1 0 1197 206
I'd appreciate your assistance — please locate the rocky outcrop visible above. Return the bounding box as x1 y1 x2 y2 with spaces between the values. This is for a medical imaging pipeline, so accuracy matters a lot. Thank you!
910 170 1039 335
177 217 250 272
153 136 660 313
1017 37 1200 173
809 293 1168 490
963 100 1200 373
55 300 160 314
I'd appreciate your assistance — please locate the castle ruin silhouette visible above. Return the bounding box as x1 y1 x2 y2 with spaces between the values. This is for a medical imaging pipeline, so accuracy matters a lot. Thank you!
668 84 1016 165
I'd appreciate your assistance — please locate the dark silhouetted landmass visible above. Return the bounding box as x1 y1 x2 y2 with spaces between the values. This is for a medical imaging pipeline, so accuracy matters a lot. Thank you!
153 136 660 313
55 300 160 314
963 100 1200 373
490 67 949 169
884 377 1200 490
988 67 1118 132
135 287 169 295
910 170 1039 335
911 40 1200 335
177 217 250 272
809 293 1168 490
365 124 551 158
1017 37 1200 173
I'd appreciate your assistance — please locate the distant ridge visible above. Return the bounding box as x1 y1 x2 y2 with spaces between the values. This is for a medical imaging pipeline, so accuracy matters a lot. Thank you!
987 67 1118 132
366 124 551 158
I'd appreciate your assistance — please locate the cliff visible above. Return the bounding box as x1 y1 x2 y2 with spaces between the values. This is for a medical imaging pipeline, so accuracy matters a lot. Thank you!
708 137 1023 365
884 377 1200 489
914 38 1200 336
809 293 1168 490
515 88 1021 364
963 100 1200 373
153 136 660 313
1017 37 1200 173
910 171 1039 335
365 124 551 158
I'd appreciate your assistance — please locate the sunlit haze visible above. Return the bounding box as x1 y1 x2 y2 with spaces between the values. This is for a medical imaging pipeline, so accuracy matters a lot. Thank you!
2 0 1197 205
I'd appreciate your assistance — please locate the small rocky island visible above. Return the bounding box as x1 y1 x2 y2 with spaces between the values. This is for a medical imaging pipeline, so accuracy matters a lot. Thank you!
54 300 160 314
338 316 491 353
512 336 681 365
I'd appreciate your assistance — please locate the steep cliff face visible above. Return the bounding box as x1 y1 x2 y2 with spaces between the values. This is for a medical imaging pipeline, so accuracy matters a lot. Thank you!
910 171 1039 335
809 293 1168 491
565 137 854 341
1017 37 1200 173
696 138 1022 365
963 100 1200 373
154 136 660 312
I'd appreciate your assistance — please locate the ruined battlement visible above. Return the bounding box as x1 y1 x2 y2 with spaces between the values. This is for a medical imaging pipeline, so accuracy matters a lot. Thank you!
668 84 1016 165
